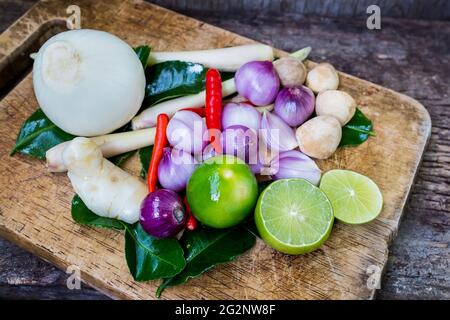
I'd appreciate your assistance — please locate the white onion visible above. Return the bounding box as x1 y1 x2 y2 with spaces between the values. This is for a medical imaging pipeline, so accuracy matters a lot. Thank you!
33 29 145 136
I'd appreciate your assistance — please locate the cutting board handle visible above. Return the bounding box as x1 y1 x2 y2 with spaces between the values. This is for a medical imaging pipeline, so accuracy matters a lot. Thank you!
0 1 69 93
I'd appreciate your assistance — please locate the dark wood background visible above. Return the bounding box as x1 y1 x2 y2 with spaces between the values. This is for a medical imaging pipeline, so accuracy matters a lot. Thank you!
150 0 450 20
0 0 449 300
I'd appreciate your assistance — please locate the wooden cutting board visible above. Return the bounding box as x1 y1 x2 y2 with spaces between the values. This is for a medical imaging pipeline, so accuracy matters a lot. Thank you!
0 0 431 300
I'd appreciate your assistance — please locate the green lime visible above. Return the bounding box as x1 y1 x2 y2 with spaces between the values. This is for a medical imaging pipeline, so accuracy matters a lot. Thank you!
319 169 383 224
255 179 334 255
186 155 258 229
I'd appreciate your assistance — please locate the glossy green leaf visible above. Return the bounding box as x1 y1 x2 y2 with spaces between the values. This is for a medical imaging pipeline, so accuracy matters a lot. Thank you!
220 72 235 81
124 223 186 281
138 146 153 178
109 150 136 167
10 108 136 163
242 218 260 238
258 180 273 194
72 194 185 281
143 61 207 107
10 108 75 159
156 226 256 297
71 195 127 230
134 45 151 69
339 107 375 147
143 61 234 107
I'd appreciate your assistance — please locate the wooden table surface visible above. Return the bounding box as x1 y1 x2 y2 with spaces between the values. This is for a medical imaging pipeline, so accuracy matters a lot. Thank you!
0 0 448 300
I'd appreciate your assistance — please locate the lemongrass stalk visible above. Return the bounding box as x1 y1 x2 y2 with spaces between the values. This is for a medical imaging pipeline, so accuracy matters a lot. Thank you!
132 78 236 130
148 44 274 72
46 127 156 172
132 47 312 130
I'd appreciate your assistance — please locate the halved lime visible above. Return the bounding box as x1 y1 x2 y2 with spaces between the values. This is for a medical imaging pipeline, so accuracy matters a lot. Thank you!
319 169 383 224
255 179 334 255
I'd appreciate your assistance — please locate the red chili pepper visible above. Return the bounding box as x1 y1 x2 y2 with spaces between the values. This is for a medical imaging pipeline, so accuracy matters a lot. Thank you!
147 113 169 193
205 68 222 153
181 107 206 117
183 196 198 231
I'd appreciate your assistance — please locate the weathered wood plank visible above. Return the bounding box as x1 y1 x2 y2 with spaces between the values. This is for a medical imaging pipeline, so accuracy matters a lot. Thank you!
199 11 450 300
148 0 450 20
0 239 107 299
0 0 448 300
0 0 37 32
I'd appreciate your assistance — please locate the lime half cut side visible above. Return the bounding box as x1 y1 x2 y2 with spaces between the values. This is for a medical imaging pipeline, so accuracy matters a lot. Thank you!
319 169 383 224
255 179 334 255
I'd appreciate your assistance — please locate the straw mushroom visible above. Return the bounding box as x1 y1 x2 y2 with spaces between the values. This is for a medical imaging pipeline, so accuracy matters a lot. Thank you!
295 115 342 159
316 90 356 125
273 56 307 87
306 63 339 94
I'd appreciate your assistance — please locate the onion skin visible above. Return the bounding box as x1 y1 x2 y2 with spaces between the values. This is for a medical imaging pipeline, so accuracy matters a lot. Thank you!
235 61 280 106
198 143 217 163
222 102 261 131
248 143 268 175
140 189 186 238
220 125 258 165
271 150 321 185
260 111 298 152
166 110 207 155
158 148 197 192
274 86 315 127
